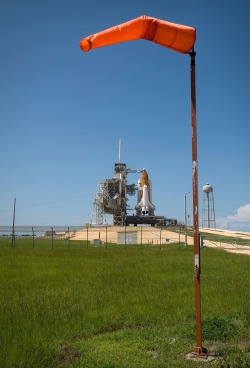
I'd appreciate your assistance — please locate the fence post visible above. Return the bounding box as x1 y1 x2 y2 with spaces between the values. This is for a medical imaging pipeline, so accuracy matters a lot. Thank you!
125 226 127 250
86 226 89 250
140 227 143 249
160 227 162 250
106 225 108 250
11 229 16 249
51 227 54 250
32 226 35 250
68 226 70 249
178 226 181 249
11 198 16 249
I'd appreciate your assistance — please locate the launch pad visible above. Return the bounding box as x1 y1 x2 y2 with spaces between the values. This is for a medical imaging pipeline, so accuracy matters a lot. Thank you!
125 215 177 227
90 143 177 227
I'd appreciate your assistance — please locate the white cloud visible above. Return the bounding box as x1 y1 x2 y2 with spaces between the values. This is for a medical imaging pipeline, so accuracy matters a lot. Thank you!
215 204 250 232
227 204 250 222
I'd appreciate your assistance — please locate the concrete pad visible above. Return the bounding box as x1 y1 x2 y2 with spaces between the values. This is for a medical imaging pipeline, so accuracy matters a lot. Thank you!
186 352 219 362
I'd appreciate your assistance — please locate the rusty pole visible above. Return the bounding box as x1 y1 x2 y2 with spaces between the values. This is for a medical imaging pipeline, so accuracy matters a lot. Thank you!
189 50 207 357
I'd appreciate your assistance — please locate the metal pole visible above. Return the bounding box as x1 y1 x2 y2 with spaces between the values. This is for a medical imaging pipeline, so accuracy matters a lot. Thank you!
87 226 89 249
141 226 142 249
68 226 70 249
160 227 162 250
189 50 207 358
106 225 108 250
184 193 187 247
178 225 181 250
32 226 35 250
12 198 16 249
207 192 210 228
184 192 189 247
51 227 54 250
125 226 127 249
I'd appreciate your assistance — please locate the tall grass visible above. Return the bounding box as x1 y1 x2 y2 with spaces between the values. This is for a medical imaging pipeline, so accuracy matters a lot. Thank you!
0 244 249 367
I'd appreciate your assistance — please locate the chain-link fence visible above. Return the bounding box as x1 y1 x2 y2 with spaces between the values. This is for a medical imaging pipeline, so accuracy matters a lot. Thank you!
199 229 250 250
1 226 249 251
0 225 187 250
0 226 83 250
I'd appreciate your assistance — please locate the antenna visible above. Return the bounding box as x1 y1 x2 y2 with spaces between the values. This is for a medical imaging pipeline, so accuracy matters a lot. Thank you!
118 139 121 163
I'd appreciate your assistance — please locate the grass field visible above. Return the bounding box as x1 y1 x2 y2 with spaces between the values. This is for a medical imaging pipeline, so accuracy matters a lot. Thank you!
0 240 249 367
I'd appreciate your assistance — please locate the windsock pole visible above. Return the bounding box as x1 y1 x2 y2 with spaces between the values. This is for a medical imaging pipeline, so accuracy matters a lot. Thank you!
79 17 207 358
190 50 207 358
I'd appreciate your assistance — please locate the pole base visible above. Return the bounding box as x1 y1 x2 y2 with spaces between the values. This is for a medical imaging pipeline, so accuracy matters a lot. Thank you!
186 349 219 362
189 346 208 359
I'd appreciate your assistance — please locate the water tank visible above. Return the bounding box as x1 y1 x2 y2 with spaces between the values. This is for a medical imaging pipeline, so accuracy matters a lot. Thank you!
202 183 216 228
203 183 213 193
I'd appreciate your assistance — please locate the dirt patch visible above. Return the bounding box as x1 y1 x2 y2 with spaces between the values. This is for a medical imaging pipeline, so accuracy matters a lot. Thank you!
57 343 81 366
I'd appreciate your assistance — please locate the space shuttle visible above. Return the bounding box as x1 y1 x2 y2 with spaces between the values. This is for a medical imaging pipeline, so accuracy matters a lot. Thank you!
135 169 155 216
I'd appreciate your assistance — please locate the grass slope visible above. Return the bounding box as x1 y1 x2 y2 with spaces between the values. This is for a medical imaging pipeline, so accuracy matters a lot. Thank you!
0 244 249 367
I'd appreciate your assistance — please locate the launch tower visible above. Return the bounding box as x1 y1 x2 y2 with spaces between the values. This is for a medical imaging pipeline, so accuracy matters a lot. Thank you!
90 141 142 226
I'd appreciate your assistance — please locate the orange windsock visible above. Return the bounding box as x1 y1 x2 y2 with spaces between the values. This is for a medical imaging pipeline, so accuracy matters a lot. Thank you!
80 15 196 54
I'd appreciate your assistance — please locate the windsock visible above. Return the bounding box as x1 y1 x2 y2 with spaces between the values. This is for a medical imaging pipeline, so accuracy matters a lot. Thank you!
80 15 196 54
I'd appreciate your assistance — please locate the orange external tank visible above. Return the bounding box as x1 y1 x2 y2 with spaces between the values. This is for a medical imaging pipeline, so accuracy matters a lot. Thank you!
140 170 149 187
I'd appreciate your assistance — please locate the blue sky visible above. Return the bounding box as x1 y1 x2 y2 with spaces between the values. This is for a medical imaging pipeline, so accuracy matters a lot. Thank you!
1 0 250 231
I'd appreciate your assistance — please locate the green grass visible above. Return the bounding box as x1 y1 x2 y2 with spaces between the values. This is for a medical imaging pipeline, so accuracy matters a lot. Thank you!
0 236 183 251
0 243 249 367
167 226 250 247
202 233 250 247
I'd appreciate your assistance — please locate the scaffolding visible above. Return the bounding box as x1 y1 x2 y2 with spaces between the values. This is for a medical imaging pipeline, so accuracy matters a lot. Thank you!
90 162 143 226
90 184 106 226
